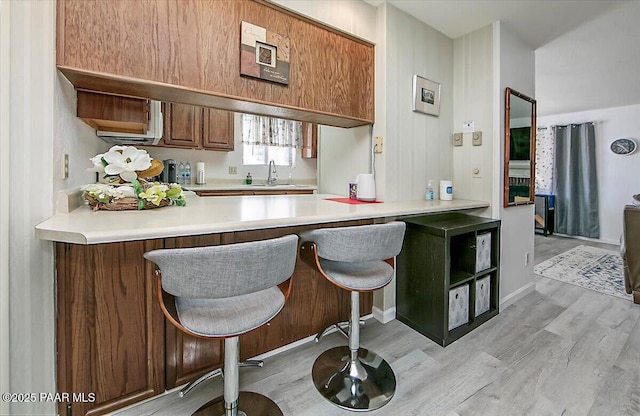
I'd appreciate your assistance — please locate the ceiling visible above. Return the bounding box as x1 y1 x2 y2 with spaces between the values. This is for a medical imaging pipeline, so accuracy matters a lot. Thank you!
365 0 640 115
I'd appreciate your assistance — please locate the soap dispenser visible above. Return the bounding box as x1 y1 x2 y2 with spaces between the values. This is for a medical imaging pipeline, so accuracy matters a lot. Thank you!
245 173 252 184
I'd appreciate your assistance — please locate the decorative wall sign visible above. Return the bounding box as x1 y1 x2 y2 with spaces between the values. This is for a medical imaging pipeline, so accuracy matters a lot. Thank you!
240 21 290 85
412 75 441 116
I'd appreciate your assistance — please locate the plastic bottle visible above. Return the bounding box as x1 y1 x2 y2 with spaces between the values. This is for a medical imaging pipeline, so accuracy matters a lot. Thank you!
425 180 435 200
246 173 252 184
178 162 185 185
184 162 191 185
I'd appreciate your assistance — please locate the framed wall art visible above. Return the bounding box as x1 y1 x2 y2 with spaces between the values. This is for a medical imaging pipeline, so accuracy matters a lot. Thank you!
413 75 441 116
240 21 290 85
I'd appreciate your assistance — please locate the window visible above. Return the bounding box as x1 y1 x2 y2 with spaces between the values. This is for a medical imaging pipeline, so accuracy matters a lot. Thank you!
241 114 302 167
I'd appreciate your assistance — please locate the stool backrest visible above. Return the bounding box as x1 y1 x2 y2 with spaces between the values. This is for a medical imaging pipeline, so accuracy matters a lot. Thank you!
144 234 298 298
299 222 405 262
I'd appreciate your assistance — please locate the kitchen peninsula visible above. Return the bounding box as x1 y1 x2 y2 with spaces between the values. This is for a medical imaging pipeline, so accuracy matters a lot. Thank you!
36 193 488 415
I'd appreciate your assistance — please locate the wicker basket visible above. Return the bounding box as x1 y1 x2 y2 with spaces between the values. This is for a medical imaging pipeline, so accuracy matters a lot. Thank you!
83 180 178 211
84 194 170 211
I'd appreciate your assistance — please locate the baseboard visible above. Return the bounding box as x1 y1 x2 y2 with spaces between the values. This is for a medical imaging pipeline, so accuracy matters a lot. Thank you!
372 306 396 324
500 281 536 310
552 232 619 247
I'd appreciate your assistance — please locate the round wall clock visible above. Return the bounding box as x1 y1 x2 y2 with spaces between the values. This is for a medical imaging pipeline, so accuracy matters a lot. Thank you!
610 138 637 155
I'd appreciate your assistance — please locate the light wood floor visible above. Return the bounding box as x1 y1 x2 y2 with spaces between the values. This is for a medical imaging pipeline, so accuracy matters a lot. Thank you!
115 235 640 416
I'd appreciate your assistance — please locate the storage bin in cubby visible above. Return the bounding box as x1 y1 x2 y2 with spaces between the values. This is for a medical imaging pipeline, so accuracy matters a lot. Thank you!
475 275 491 316
448 284 469 330
475 233 491 272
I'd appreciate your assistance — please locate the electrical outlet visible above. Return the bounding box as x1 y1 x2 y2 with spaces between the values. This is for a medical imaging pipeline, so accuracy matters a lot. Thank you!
453 133 463 146
374 136 383 154
62 154 69 179
228 166 237 175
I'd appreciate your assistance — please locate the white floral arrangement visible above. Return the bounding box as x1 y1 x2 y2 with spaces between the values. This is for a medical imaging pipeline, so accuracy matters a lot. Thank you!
83 145 186 211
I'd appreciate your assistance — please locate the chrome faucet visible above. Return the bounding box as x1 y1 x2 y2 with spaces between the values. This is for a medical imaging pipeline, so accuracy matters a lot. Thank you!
267 160 278 185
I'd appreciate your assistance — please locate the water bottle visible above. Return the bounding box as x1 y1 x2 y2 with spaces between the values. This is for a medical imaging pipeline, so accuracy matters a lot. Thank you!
185 162 191 185
178 162 185 185
425 180 435 200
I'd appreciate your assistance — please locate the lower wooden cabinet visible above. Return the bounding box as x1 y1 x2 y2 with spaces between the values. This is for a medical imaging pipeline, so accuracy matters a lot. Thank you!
194 189 314 197
56 220 373 415
55 240 165 416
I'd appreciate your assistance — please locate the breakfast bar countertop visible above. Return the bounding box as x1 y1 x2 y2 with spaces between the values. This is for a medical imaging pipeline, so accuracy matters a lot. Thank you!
35 193 489 245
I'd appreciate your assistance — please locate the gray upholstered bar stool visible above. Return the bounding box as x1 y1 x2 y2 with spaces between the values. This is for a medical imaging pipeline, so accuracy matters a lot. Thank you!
144 234 298 416
299 222 406 411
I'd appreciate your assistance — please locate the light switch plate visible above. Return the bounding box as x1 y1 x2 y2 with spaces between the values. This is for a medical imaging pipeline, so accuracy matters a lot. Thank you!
453 133 463 146
473 131 482 146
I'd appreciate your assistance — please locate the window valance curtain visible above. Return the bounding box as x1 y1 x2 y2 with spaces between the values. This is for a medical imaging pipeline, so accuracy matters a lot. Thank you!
241 114 302 148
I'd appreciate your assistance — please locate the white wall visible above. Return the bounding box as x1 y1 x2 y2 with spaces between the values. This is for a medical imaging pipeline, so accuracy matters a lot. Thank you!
382 3 453 202
497 22 537 306
452 25 495 210
54 75 104 194
7 1 57 415
0 1 11 414
538 104 640 244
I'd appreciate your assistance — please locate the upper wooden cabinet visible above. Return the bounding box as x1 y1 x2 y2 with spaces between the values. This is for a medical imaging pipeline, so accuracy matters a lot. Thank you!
161 103 234 151
301 122 318 159
76 90 150 135
56 0 374 128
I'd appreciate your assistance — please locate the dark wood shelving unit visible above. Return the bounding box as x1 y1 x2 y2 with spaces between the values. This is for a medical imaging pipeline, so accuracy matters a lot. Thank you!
396 213 501 347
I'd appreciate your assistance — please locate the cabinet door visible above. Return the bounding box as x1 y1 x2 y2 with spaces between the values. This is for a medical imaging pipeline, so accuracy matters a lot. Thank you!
163 234 225 389
161 102 201 148
56 240 165 416
202 108 234 151
77 90 149 135
301 122 318 159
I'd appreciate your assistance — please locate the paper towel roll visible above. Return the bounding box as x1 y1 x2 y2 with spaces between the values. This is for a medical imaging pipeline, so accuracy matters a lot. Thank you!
195 162 205 185
439 180 453 200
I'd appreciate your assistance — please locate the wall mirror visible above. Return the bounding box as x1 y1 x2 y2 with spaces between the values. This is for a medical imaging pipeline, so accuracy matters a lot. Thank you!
504 87 537 207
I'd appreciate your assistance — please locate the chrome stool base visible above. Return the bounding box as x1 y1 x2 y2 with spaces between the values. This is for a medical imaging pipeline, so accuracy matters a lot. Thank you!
193 391 283 416
312 346 395 411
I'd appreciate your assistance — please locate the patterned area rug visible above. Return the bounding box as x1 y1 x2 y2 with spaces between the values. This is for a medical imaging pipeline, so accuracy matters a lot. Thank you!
534 245 630 300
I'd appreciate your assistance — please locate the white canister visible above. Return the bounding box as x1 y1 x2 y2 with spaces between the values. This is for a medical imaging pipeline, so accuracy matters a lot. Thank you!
355 173 376 201
439 180 453 200
195 162 206 185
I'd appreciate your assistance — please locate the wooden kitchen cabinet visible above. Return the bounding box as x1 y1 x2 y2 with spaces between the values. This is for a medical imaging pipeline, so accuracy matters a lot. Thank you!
56 0 374 128
161 102 234 151
202 107 235 151
194 189 314 197
301 122 318 159
55 240 165 416
55 220 373 415
76 90 150 135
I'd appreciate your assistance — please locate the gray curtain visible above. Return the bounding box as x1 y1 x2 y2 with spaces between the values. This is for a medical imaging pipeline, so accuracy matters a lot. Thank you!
553 123 599 238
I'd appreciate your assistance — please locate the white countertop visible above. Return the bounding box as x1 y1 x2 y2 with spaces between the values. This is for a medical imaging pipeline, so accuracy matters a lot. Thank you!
35 193 489 245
